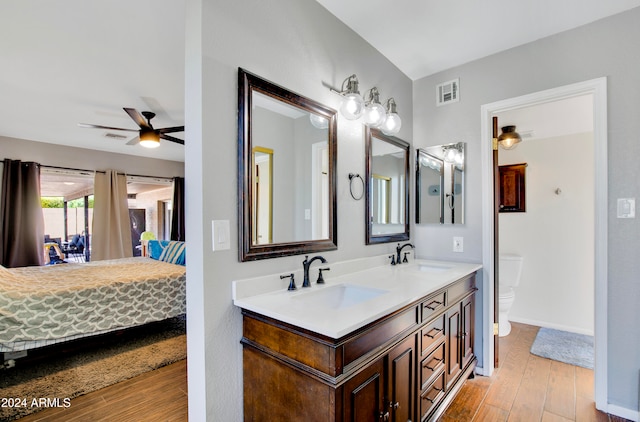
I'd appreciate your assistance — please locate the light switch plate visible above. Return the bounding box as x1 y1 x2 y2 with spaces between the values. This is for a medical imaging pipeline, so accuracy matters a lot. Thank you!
453 237 463 253
212 220 231 251
617 198 636 218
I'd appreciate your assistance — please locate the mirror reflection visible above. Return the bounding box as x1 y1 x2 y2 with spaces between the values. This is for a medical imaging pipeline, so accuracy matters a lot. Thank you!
239 69 337 261
416 142 465 224
366 128 410 244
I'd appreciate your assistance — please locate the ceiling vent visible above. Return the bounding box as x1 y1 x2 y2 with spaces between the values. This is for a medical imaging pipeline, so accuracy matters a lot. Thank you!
104 132 128 140
436 78 459 106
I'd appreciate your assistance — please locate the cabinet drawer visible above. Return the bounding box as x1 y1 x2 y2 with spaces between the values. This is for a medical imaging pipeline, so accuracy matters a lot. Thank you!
420 315 445 356
420 371 446 421
420 341 445 390
421 292 446 322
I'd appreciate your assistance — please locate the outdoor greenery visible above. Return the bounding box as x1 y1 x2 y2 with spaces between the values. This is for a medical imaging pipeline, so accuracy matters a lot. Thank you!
41 196 94 209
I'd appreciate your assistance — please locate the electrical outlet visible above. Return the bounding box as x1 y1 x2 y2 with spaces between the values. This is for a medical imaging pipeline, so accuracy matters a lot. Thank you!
453 237 463 253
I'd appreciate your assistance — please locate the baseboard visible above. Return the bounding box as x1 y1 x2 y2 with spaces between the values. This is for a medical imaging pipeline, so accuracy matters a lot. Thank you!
508 316 594 336
606 403 639 422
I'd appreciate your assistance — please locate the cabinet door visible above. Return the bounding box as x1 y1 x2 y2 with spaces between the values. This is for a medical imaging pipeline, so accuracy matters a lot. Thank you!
446 307 461 389
387 335 416 422
343 357 385 422
461 295 474 369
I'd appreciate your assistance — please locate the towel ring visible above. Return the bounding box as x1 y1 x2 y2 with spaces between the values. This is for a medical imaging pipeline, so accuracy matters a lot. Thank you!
348 173 364 200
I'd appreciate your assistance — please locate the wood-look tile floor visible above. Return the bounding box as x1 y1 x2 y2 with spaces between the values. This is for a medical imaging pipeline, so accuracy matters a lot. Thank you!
16 323 629 422
17 359 187 422
441 322 627 422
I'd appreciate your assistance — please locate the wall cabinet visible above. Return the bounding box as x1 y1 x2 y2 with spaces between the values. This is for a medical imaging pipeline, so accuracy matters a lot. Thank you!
241 274 477 422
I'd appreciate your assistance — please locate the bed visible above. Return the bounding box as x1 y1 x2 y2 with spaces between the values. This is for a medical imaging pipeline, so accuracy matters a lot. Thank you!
0 256 186 355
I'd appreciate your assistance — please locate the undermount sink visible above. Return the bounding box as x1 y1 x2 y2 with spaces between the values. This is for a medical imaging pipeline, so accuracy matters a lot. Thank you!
292 284 388 309
415 263 452 273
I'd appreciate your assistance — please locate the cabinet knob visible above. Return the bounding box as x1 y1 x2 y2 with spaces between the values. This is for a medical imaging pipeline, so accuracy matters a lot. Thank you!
379 410 390 420
389 401 400 409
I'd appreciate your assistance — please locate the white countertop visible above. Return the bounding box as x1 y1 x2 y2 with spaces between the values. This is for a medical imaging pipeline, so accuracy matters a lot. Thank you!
233 257 482 339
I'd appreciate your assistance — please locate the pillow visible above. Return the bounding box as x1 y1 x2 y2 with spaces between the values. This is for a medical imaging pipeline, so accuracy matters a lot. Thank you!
148 240 170 260
158 241 186 265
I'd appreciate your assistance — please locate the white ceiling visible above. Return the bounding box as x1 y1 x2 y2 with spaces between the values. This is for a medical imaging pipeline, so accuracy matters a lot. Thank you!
316 0 640 80
1 1 637 162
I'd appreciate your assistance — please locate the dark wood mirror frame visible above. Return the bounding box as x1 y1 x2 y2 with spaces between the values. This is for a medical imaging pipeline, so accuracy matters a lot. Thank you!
365 127 410 245
238 68 338 261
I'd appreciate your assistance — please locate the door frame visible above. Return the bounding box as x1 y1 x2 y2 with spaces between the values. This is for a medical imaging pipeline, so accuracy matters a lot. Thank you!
479 77 608 410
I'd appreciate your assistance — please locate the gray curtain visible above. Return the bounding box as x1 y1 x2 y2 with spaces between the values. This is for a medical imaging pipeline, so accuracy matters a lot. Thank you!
91 170 132 260
0 159 45 267
170 176 185 241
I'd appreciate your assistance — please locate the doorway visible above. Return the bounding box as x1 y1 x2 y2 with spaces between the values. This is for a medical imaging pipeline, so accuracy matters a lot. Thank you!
480 78 608 410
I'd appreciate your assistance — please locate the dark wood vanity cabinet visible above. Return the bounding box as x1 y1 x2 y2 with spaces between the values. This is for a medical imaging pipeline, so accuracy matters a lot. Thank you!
241 274 477 422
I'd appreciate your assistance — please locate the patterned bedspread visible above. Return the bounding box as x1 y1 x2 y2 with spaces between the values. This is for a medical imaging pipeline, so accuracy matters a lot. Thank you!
0 257 186 352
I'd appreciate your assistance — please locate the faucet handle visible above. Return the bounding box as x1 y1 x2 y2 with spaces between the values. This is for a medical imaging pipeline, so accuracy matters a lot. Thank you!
317 267 330 284
280 273 296 291
389 255 396 266
403 252 410 263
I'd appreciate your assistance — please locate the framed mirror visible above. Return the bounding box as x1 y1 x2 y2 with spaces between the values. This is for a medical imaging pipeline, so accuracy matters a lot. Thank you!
416 142 465 224
238 68 338 261
365 127 410 244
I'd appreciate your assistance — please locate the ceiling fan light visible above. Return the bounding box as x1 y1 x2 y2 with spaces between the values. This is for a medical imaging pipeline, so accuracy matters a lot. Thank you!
139 130 160 148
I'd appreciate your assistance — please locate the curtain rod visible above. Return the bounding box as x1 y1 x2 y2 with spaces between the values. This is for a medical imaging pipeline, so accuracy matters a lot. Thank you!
1 159 177 182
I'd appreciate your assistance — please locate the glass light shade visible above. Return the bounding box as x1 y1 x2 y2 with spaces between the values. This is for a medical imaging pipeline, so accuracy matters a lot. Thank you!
139 130 160 148
309 113 328 129
497 125 522 150
339 93 365 120
363 102 387 127
381 112 401 135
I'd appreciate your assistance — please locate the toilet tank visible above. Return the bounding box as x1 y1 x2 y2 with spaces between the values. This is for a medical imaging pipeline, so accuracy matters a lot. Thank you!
499 254 523 288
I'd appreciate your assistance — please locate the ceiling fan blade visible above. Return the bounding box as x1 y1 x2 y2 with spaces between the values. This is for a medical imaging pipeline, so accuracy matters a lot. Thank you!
158 126 185 134
126 136 140 146
78 123 138 132
123 108 150 129
160 133 185 145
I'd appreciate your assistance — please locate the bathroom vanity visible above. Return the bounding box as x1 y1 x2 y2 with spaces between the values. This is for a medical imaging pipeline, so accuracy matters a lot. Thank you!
233 258 481 421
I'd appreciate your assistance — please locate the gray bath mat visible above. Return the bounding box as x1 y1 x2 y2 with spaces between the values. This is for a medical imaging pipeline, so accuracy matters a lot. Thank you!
530 327 594 369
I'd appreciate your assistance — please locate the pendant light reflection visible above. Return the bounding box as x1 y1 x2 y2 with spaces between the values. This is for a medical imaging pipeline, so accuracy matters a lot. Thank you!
497 125 522 150
309 113 329 129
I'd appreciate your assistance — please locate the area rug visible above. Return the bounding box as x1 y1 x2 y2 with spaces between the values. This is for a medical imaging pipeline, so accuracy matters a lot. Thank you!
530 327 594 369
0 316 186 421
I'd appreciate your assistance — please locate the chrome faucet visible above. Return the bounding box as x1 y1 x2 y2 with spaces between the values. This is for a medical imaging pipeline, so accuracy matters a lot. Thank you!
302 255 327 287
396 243 414 264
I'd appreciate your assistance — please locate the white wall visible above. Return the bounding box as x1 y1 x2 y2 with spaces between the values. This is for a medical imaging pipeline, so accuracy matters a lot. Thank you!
185 0 413 420
499 132 594 335
412 6 640 413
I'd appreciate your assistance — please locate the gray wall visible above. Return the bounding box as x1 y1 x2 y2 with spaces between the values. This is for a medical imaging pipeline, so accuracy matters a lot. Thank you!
413 7 640 412
185 0 413 419
0 135 184 177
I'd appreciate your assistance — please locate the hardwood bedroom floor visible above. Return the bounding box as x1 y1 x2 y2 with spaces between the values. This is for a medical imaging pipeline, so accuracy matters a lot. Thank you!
16 359 187 422
17 323 626 422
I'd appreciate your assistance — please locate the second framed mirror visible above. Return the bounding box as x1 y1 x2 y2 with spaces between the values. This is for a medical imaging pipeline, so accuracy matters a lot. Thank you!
365 127 410 244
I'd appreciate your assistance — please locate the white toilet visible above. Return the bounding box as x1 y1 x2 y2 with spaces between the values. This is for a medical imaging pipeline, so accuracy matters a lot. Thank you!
498 254 523 337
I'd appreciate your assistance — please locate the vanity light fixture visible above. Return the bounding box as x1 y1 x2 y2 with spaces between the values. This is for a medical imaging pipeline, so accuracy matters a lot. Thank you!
381 98 402 136
331 74 365 120
497 125 522 150
363 87 387 128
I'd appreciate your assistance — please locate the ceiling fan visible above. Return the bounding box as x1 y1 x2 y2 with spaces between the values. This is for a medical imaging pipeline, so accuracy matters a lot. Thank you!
78 107 184 148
